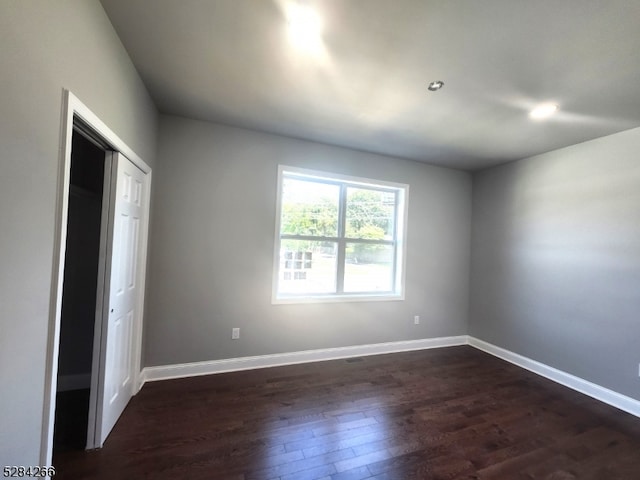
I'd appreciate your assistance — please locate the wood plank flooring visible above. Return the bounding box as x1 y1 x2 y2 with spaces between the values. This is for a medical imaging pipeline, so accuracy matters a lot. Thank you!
53 346 640 479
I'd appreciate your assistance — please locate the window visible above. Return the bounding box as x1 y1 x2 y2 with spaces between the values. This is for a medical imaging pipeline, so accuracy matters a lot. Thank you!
273 166 408 303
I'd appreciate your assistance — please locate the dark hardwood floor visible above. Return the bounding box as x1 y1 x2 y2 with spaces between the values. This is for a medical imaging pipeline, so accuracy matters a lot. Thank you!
53 346 640 479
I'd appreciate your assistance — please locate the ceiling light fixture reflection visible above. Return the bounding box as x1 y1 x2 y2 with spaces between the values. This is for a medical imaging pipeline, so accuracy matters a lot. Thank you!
427 80 445 91
287 4 323 52
530 103 558 120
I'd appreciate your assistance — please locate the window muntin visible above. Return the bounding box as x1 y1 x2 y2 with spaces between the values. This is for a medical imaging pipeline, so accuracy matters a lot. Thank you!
274 166 407 302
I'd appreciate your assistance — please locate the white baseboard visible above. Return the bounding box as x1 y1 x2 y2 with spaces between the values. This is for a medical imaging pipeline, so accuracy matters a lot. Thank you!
468 336 640 418
141 336 468 383
57 373 91 392
138 334 640 419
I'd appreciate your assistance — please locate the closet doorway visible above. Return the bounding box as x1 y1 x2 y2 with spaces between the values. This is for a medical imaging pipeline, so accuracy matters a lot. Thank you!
43 91 152 466
54 131 105 453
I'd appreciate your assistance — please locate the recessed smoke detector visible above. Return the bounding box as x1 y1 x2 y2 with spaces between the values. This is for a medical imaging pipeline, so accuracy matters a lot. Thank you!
428 81 445 91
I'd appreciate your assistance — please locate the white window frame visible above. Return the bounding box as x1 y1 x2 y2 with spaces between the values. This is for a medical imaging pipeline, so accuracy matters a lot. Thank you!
272 165 408 304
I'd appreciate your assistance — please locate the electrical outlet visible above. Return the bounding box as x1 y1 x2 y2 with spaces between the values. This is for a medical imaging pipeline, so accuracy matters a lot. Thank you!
232 327 240 340
414 315 420 325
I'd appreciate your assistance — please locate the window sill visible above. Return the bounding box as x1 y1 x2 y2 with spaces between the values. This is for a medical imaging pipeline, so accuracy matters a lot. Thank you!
272 293 404 305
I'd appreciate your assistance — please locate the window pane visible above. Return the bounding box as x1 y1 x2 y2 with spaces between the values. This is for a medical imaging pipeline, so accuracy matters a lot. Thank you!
279 240 337 294
281 178 339 237
345 188 395 240
344 243 394 292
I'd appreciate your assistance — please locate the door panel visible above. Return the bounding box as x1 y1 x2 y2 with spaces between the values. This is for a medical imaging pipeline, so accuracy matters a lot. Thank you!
96 152 147 446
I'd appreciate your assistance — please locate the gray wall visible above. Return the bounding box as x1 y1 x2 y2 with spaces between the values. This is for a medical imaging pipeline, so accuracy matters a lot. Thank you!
0 0 157 466
469 127 640 401
145 115 472 366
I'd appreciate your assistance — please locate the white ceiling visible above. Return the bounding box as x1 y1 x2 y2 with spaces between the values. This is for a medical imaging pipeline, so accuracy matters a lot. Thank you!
100 0 640 170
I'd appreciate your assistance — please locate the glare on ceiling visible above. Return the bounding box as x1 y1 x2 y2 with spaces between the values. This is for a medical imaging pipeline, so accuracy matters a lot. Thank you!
286 4 322 52
530 103 558 120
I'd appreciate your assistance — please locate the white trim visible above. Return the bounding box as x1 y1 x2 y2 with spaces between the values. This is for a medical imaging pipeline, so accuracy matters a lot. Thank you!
134 167 152 393
69 93 150 174
41 91 73 470
468 337 640 418
142 336 468 382
57 374 92 392
138 368 148 390
273 293 405 305
86 153 114 449
42 90 152 466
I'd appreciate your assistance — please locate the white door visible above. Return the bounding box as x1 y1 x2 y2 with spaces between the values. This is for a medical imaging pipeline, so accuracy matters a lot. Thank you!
95 152 148 446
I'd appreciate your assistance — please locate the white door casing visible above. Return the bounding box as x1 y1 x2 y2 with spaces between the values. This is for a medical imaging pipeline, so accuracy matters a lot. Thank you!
95 152 148 446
